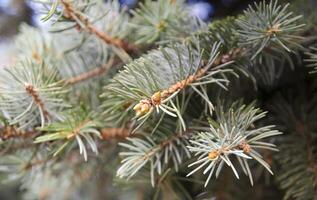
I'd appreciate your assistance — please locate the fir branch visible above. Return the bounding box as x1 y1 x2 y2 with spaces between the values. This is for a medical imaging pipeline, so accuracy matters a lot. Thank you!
117 129 192 186
15 25 116 87
204 17 240 52
60 0 137 53
187 102 282 187
101 42 239 130
0 61 69 129
276 135 317 200
34 110 101 161
130 0 206 44
132 47 240 117
237 0 305 59
0 0 314 198
268 89 317 200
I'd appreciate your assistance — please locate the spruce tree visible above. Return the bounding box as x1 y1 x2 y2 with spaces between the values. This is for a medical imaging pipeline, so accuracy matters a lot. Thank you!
0 0 316 199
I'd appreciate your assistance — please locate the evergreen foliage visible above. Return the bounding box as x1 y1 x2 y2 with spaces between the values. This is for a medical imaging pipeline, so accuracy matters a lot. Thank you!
0 0 316 199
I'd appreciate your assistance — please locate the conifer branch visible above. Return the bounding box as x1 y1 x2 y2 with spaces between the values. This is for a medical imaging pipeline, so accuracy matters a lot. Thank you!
130 0 206 44
266 87 317 200
35 110 101 161
0 61 68 129
133 48 241 117
237 0 305 59
276 134 317 200
60 0 138 53
0 0 314 198
117 129 192 186
101 42 236 131
187 102 282 187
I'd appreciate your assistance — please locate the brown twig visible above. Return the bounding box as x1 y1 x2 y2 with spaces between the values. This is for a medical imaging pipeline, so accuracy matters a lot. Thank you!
66 120 92 139
60 0 138 54
64 58 115 85
100 127 131 140
266 23 281 36
0 126 37 141
25 83 50 119
207 140 251 161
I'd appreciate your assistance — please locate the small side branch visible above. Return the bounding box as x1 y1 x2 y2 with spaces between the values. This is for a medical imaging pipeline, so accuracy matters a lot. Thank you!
137 130 192 161
100 128 131 140
0 126 37 140
65 58 115 85
60 0 138 53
